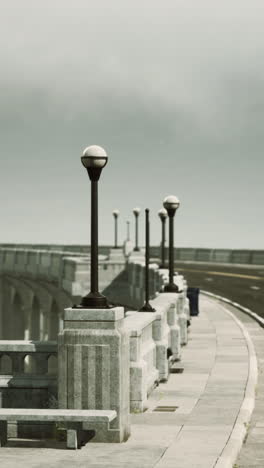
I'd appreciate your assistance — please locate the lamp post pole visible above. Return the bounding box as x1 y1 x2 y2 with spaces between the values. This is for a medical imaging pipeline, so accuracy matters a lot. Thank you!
163 195 181 293
91 178 99 295
140 209 155 312
79 145 110 309
112 210 119 249
133 208 140 251
126 221 130 241
158 208 168 269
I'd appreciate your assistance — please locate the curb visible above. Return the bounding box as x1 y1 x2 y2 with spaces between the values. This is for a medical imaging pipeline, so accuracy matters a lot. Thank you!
201 291 258 468
201 290 264 328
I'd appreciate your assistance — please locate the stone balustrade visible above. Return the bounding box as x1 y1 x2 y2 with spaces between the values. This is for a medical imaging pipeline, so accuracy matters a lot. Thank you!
0 241 262 445
0 299 187 417
124 291 185 411
62 252 125 297
127 256 164 309
1 244 264 265
124 312 159 412
0 246 191 443
0 248 126 300
0 341 57 409
150 246 264 264
121 253 190 413
0 248 86 284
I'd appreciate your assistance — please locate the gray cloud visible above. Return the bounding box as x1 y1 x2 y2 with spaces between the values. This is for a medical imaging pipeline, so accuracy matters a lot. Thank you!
0 0 263 247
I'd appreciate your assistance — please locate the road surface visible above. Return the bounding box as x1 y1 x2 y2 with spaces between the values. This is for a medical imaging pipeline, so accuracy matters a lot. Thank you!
175 261 264 317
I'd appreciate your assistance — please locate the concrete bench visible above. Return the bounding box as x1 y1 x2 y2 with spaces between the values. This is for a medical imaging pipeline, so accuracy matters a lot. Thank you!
0 408 117 449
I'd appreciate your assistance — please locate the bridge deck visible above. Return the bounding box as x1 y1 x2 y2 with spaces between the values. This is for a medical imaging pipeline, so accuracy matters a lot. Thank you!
0 295 256 467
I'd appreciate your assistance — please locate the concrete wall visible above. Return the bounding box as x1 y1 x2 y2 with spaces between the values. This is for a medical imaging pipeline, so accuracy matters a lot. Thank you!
1 244 264 265
0 247 126 341
150 246 264 265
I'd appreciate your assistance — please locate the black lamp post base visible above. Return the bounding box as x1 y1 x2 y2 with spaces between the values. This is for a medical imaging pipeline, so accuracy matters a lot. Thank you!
78 292 111 309
133 247 140 251
139 302 156 312
163 283 179 293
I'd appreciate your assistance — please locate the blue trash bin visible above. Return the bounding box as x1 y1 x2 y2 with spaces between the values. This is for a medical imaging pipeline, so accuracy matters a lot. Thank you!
187 287 200 316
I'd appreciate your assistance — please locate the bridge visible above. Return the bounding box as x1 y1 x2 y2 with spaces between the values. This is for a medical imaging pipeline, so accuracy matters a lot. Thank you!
0 244 264 467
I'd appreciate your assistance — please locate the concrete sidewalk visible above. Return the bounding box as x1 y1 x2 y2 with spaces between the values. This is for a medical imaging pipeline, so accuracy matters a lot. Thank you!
0 295 254 468
220 302 264 468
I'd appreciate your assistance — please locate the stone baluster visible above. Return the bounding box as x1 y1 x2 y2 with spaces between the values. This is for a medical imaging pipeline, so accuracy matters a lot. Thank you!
167 298 181 360
35 353 49 374
12 353 25 374
177 293 188 345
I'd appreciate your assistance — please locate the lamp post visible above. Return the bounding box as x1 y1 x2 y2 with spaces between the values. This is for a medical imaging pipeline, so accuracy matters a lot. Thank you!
112 209 119 248
79 145 110 309
158 208 168 269
163 195 180 293
140 209 155 312
133 207 140 251
126 221 131 241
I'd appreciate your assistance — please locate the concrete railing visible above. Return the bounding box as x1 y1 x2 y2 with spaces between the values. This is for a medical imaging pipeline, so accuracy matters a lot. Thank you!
0 255 190 415
0 341 57 409
0 248 86 283
117 252 190 411
124 312 159 412
0 248 192 443
1 244 263 265
0 297 188 415
124 293 186 412
62 251 125 297
0 243 112 255
127 252 187 307
150 246 264 265
0 248 126 298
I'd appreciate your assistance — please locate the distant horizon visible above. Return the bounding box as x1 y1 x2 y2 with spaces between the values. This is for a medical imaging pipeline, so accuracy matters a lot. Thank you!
0 241 263 251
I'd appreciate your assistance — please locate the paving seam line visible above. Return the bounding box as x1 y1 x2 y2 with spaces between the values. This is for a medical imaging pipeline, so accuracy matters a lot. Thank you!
201 291 258 468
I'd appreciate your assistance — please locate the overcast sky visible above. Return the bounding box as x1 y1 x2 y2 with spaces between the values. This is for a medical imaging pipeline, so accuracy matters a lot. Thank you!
0 1 263 248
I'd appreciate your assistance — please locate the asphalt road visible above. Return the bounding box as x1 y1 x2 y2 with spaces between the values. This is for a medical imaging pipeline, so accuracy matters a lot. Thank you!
175 261 264 318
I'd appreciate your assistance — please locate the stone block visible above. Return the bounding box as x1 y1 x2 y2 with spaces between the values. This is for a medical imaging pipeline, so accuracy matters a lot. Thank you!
67 428 78 449
58 307 130 442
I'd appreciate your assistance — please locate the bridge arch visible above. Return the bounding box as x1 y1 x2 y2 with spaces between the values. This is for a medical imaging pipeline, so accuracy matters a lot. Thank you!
23 279 53 341
1 275 69 341
4 277 32 340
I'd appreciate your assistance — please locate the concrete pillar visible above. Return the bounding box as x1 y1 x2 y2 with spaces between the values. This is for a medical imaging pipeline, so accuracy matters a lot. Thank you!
58 306 130 442
177 293 188 346
167 301 181 360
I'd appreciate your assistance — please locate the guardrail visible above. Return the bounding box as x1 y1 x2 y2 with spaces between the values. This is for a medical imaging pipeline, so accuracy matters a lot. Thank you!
0 248 192 450
0 248 125 298
149 247 264 265
0 341 57 409
0 256 190 416
1 244 263 265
